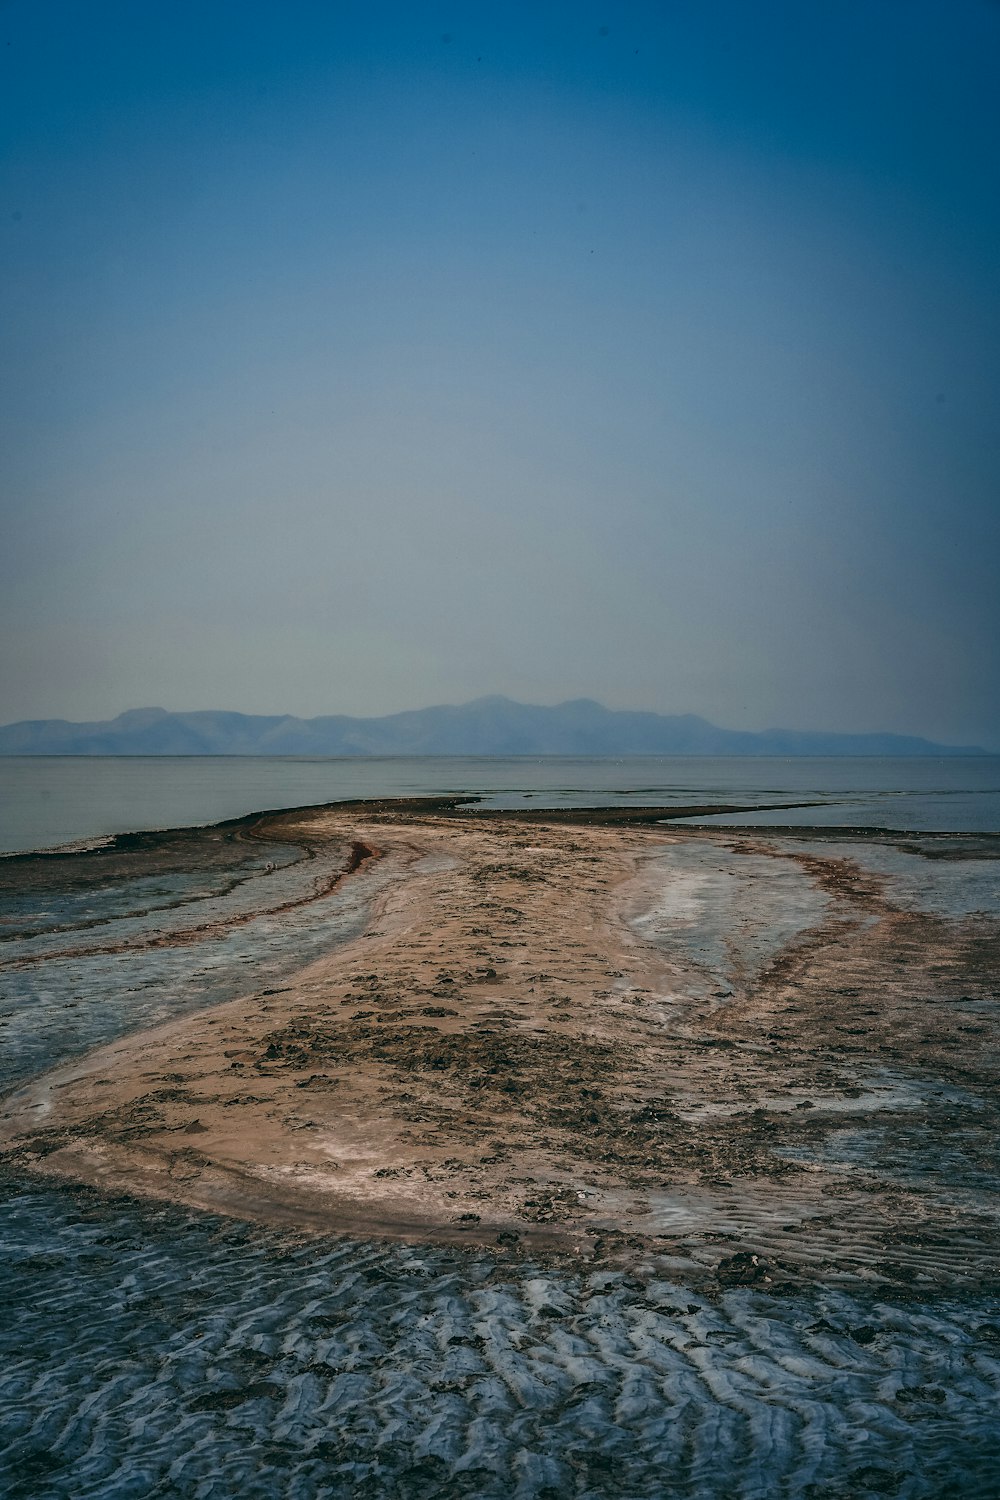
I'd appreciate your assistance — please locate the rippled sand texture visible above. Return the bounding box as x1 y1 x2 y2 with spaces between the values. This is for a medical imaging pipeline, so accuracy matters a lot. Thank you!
1 802 999 1496
2 1184 999 1500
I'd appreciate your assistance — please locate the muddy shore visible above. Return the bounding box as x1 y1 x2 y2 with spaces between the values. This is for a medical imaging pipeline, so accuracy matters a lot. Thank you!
3 800 998 1295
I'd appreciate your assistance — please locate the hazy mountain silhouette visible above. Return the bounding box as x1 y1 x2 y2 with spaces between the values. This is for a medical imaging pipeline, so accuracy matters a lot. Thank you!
0 697 983 756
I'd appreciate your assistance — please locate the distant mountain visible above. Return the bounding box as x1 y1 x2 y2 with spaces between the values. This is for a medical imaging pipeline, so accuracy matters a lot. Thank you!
0 697 985 756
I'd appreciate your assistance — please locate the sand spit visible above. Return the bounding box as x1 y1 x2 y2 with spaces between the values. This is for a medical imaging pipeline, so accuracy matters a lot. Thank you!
2 803 999 1290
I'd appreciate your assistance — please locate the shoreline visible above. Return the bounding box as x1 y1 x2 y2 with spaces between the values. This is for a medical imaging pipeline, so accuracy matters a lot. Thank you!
4 787 998 869
2 800 998 1289
0 792 832 863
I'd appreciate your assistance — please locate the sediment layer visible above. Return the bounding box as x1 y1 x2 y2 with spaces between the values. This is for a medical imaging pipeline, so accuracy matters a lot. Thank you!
2 804 998 1289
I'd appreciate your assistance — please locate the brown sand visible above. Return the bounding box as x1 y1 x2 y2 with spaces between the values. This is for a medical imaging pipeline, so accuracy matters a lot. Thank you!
2 804 997 1284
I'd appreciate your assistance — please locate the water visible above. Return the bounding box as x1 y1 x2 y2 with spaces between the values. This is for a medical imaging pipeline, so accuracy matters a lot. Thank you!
2 754 999 854
0 845 392 1089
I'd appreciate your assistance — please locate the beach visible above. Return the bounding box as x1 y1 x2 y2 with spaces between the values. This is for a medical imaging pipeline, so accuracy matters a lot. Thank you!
2 796 1000 1496
3 799 999 1286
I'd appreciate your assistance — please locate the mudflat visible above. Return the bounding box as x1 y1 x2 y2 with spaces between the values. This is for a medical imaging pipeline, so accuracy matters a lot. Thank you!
2 802 998 1290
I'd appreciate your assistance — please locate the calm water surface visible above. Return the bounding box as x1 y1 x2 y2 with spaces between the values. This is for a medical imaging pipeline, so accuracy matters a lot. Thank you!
2 755 999 853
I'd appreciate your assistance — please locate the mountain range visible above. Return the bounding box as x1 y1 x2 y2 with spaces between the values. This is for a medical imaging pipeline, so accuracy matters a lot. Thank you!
0 698 985 756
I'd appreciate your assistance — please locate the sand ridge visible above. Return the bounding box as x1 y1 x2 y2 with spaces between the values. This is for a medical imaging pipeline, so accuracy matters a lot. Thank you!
2 804 998 1287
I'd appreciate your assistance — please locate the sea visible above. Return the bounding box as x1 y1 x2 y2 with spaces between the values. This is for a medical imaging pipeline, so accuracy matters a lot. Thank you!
1 753 999 854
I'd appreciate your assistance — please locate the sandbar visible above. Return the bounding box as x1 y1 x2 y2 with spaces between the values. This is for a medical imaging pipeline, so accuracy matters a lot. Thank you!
2 801 998 1289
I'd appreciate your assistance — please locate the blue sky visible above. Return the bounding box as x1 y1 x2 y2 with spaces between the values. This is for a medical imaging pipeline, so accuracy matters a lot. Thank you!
2 1 998 744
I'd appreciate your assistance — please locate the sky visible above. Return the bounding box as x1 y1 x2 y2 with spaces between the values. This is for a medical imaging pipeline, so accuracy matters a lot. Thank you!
1 1 998 747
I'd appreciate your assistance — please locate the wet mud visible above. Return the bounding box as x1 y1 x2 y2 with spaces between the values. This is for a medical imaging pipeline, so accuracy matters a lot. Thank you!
0 800 998 1496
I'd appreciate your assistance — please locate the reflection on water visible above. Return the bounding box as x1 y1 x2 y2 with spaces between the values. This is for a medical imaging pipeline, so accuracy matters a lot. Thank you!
0 841 392 1091
796 839 1000 919
2 754 999 854
630 841 831 995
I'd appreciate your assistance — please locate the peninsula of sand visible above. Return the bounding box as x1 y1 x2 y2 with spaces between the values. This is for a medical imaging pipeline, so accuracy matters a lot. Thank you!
2 800 998 1290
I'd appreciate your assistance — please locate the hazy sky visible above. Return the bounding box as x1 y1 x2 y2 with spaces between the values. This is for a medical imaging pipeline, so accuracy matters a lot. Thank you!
2 1 998 745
